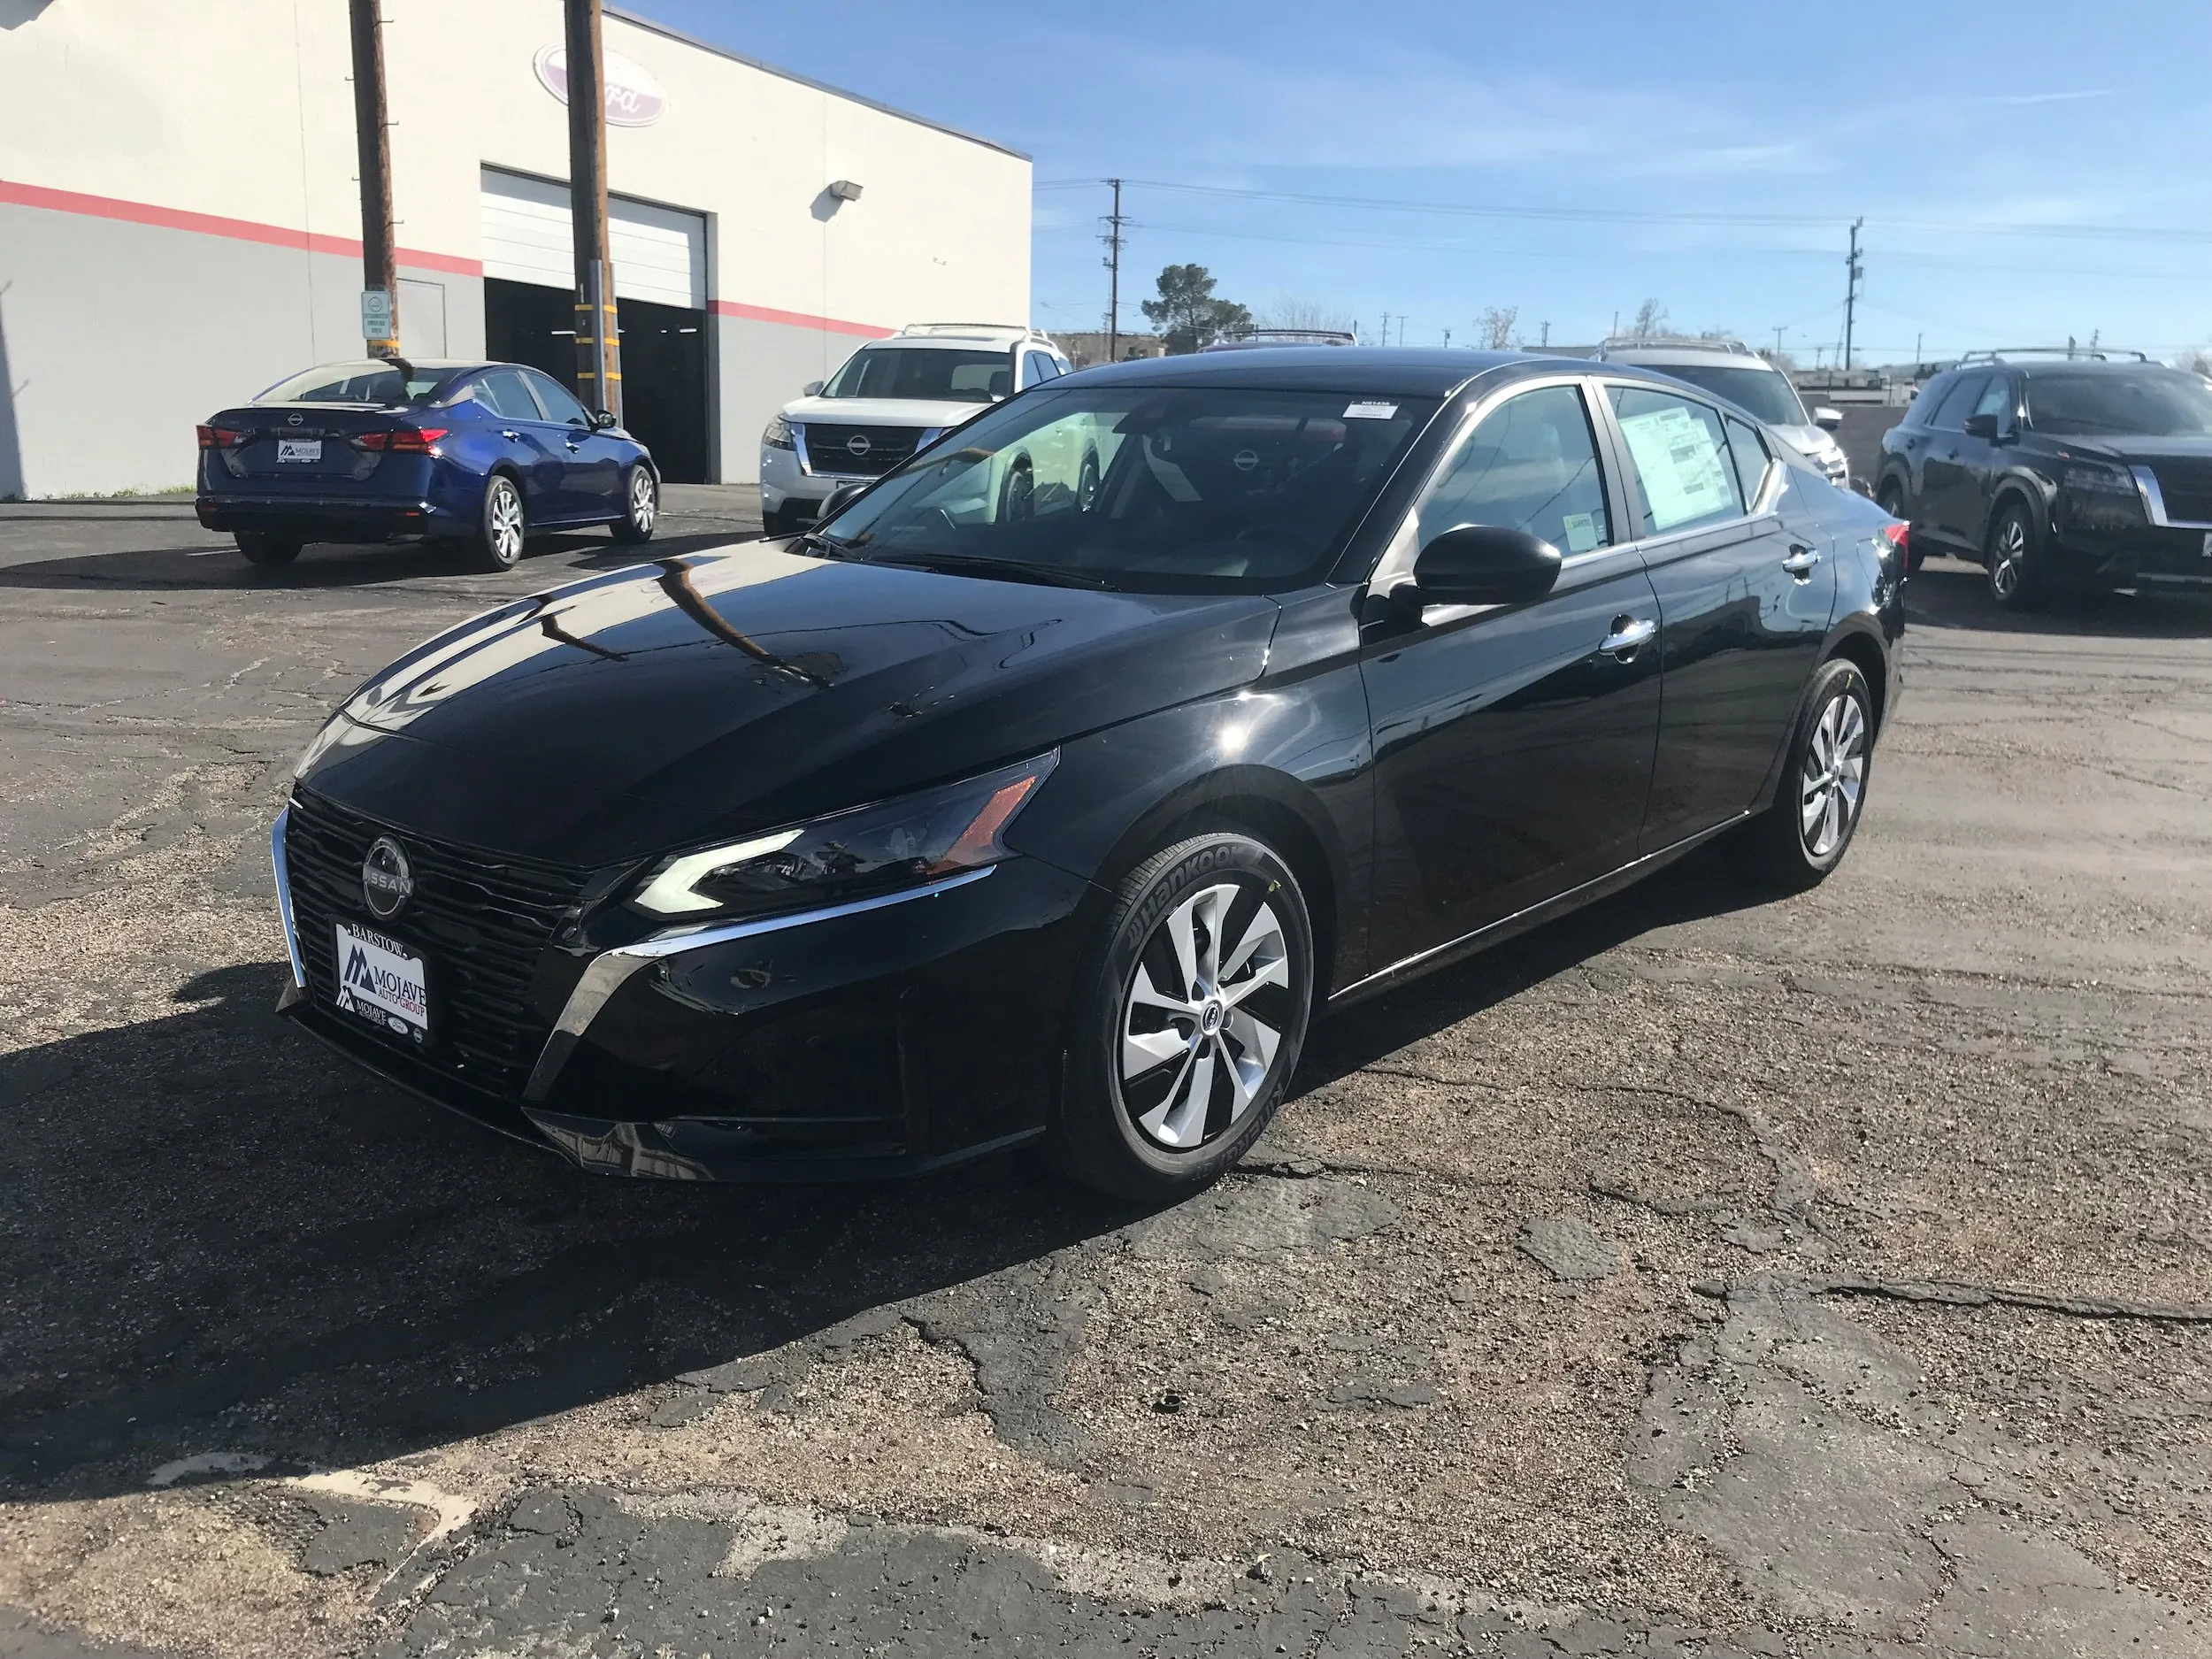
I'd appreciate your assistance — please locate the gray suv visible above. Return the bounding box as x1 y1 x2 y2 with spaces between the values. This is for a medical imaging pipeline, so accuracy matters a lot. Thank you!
1594 338 1849 488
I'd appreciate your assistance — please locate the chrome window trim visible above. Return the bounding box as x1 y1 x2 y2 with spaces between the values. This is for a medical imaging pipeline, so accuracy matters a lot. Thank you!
271 806 307 990
2131 465 2212 530
520 864 997 1102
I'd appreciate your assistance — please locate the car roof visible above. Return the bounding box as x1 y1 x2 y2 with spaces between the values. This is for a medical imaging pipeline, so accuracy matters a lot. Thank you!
1063 347 1730 403
1598 345 1776 369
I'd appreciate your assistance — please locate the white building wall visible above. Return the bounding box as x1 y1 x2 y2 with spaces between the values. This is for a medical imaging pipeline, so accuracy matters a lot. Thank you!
0 0 1030 495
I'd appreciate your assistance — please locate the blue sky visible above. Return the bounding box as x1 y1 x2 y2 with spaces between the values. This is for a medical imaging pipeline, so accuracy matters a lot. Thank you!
635 1 2212 364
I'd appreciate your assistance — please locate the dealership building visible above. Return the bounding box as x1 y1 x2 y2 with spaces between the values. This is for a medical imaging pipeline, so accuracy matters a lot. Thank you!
0 1 1031 496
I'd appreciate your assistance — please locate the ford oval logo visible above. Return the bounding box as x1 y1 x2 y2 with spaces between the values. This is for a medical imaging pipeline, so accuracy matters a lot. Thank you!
845 434 872 457
361 836 414 920
533 44 668 127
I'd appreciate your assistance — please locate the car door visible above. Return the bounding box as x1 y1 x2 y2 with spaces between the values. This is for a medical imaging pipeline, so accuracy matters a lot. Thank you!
1916 373 1989 547
1600 384 1836 851
525 369 626 519
1361 379 1663 970
472 367 566 518
1948 373 2018 550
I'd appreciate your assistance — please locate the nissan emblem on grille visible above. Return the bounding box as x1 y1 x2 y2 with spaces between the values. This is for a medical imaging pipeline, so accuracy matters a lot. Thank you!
287 412 303 426
361 836 413 919
845 433 872 457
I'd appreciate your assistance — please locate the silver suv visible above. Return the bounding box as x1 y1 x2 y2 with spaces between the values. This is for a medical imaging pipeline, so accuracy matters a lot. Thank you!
1593 338 1848 488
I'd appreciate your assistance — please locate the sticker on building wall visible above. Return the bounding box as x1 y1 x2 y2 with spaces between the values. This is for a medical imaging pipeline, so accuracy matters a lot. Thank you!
533 44 668 127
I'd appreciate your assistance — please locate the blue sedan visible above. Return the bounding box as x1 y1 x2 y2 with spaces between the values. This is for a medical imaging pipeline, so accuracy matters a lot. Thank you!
194 358 659 570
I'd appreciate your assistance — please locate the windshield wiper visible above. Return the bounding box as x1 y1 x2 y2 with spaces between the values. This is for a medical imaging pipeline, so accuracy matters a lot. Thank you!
863 552 1111 590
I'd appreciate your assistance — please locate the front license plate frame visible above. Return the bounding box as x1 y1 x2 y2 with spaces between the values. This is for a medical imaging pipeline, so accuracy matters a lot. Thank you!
331 919 430 1047
277 438 323 465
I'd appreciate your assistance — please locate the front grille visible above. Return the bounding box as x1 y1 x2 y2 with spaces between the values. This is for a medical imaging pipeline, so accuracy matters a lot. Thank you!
800 423 921 479
284 790 589 1097
2149 459 2212 525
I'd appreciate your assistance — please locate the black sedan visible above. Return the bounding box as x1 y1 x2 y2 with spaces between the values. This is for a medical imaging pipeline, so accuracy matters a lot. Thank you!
272 349 1904 1197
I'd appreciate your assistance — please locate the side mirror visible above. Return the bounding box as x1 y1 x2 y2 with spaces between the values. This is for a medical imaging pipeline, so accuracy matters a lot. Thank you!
1408 524 1562 607
1815 406 1844 431
802 380 825 398
589 409 618 431
1962 412 2001 441
819 482 866 521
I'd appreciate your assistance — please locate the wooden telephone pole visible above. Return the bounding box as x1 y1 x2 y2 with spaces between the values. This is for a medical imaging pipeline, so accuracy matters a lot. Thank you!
349 0 399 357
565 0 620 419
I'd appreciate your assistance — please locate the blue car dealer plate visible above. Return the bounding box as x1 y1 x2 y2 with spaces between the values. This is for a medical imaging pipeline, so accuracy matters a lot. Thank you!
333 920 430 1045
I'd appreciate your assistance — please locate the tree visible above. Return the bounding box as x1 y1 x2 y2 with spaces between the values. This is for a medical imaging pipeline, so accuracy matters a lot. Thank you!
1628 298 1669 340
1141 264 1252 355
1478 306 1519 349
1257 295 1356 334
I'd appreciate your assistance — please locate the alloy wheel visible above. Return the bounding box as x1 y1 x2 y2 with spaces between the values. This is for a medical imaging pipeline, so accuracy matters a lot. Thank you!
488 481 525 564
1990 517 2025 600
628 469 657 534
1118 880 1294 1150
1800 690 1868 858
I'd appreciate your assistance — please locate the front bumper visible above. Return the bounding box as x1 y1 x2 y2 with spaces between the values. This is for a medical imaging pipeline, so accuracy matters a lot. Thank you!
759 445 875 517
272 810 1099 1180
2050 523 2212 591
196 494 466 540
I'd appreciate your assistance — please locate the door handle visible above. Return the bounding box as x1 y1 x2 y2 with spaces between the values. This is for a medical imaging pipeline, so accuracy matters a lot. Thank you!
1782 545 1822 580
565 441 585 452
500 429 523 442
1600 616 1656 658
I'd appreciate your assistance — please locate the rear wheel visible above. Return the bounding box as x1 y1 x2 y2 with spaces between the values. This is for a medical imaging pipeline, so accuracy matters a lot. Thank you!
1985 498 2043 610
611 464 658 543
234 531 301 567
1076 449 1101 512
1730 657 1874 892
1048 832 1314 1200
467 475 526 572
998 456 1035 522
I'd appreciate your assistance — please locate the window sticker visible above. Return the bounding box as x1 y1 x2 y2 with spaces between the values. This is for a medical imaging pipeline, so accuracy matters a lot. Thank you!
1344 401 1399 419
1617 405 1737 533
1561 511 1601 553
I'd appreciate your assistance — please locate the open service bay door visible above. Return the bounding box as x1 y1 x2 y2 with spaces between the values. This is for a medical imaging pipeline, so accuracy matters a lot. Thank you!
480 166 710 483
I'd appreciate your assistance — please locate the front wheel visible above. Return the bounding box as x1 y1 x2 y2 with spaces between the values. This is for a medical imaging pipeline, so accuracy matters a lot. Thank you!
611 464 658 543
1985 499 2044 611
1048 833 1314 1200
1728 658 1874 893
234 531 301 566
467 474 526 572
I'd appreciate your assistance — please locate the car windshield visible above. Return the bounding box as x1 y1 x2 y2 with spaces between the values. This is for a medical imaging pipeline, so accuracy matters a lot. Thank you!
813 386 1437 595
1639 362 1808 426
254 361 457 405
824 347 1012 403
2025 371 2212 437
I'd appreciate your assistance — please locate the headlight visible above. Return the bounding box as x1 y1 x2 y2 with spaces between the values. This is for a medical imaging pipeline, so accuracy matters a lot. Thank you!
628 751 1057 919
762 415 795 449
2062 463 2145 531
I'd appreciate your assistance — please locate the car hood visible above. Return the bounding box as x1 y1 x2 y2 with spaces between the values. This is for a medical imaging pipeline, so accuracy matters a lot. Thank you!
780 394 993 431
2047 433 2212 465
1772 422 1842 458
294 544 1282 868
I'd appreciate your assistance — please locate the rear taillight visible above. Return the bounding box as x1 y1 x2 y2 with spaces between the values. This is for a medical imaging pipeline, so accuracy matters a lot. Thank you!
1878 521 1909 557
196 426 247 449
354 427 449 454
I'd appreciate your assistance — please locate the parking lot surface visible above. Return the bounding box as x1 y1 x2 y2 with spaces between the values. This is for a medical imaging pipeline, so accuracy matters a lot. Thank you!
1 499 2208 1658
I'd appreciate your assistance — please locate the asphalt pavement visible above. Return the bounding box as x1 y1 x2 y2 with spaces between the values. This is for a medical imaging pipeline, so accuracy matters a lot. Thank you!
1 499 2208 1658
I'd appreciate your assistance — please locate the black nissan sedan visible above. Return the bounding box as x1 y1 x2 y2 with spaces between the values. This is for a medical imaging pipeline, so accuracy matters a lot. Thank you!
273 349 1904 1197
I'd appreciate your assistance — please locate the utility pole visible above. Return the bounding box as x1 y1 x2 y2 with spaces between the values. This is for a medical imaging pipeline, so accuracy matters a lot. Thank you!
348 0 398 358
1843 217 1864 372
1915 331 1923 368
565 0 619 421
1101 178 1125 360
1540 320 1550 349
1773 326 1785 357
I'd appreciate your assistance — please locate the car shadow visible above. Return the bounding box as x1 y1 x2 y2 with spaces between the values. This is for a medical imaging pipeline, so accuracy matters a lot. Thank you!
1908 555 2212 638
0 847 1770 1506
0 530 764 594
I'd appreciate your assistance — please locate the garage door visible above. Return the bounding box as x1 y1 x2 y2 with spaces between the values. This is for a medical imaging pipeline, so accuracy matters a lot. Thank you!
479 166 703 308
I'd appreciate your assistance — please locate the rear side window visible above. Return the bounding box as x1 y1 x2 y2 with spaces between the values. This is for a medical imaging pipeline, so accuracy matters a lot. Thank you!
1926 374 1988 432
1724 416 1770 504
1608 386 1743 536
1023 351 1059 388
475 368 541 422
1417 384 1611 555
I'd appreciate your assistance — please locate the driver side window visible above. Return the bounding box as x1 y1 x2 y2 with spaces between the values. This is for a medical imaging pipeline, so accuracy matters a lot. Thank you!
1417 385 1611 555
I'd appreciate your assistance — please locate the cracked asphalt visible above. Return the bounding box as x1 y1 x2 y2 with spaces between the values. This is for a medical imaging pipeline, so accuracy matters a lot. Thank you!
1 496 2209 1657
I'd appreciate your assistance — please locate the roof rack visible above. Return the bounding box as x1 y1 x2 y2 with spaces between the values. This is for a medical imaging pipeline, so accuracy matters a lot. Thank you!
1956 347 2149 364
896 323 1055 343
1595 334 1756 356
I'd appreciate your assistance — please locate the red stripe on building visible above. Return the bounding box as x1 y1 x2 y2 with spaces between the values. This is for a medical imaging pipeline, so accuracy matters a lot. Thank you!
710 298 895 338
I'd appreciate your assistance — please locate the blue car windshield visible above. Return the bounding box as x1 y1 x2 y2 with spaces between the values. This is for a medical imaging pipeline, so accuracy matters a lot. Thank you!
256 362 459 405
816 386 1438 595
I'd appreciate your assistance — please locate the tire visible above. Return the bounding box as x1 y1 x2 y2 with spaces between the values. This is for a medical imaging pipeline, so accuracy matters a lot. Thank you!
1048 832 1315 1200
610 464 658 544
234 530 301 566
998 456 1035 522
1985 497 2044 611
761 503 803 538
1729 658 1875 893
468 474 526 572
1075 449 1101 512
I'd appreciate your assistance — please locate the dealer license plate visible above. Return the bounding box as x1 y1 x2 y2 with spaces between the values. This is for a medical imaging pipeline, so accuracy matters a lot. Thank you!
2201 531 2212 558
332 920 429 1046
277 439 323 464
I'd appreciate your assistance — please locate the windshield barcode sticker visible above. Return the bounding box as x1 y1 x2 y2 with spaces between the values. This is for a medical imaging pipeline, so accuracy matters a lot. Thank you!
1344 401 1399 419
